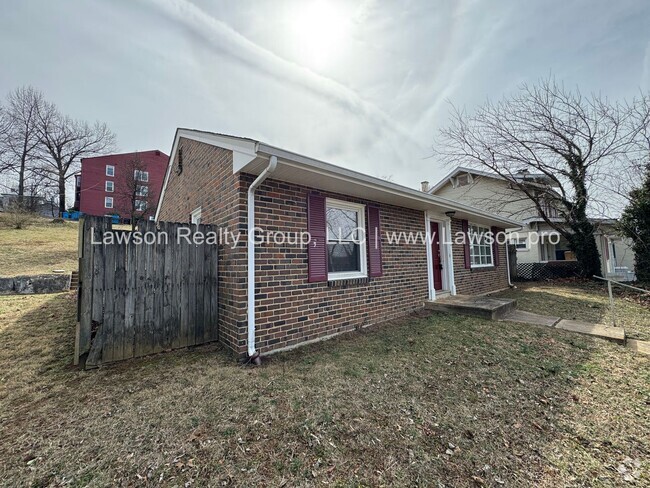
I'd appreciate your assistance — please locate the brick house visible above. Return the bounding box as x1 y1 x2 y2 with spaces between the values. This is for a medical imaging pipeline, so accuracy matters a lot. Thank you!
76 150 168 222
155 129 521 360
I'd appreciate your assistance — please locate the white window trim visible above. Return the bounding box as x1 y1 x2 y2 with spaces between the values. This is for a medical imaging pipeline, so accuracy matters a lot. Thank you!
510 236 529 251
136 184 148 197
469 223 494 268
191 207 202 225
135 199 147 211
326 198 367 281
134 170 149 182
104 196 113 209
105 180 114 192
106 165 114 177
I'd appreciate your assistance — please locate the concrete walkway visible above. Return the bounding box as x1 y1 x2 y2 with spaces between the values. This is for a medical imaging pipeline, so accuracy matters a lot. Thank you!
428 295 649 355
627 339 650 355
501 312 626 345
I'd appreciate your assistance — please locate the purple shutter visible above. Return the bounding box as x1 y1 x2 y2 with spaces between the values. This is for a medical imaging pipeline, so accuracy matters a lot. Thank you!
462 219 471 269
366 206 383 277
307 193 328 282
491 226 500 266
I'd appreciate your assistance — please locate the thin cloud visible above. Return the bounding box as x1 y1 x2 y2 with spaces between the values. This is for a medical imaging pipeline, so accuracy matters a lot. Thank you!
140 0 425 152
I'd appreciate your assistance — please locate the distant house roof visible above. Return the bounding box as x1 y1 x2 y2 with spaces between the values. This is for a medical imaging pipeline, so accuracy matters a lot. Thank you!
428 166 558 194
155 129 523 228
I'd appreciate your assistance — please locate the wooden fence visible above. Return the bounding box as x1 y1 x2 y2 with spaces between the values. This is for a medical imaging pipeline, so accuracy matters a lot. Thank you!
75 216 219 368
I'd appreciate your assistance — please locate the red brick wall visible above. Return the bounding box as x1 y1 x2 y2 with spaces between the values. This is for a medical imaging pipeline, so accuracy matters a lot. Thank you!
450 218 510 295
157 138 511 358
243 174 429 357
79 150 168 219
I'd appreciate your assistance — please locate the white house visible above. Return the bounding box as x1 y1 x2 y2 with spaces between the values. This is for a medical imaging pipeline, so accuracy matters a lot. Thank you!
426 167 636 281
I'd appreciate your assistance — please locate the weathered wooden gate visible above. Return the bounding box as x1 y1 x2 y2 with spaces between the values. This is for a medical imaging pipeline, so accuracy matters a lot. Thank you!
75 216 219 368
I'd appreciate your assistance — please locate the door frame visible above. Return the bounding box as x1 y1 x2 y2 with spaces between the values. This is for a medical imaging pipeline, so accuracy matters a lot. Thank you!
425 211 456 301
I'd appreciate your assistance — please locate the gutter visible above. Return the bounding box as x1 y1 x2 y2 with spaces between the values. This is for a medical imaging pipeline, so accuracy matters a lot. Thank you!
256 144 521 229
246 155 277 364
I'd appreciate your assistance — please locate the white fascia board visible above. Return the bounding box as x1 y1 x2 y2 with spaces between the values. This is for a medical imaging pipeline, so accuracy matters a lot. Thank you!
154 129 258 221
255 144 522 229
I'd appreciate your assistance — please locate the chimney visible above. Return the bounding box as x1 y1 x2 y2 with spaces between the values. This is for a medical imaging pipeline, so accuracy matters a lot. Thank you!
420 181 430 192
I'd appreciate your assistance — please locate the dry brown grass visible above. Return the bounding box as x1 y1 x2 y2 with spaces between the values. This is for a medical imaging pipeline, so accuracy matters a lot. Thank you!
0 214 79 276
495 280 650 341
0 293 648 486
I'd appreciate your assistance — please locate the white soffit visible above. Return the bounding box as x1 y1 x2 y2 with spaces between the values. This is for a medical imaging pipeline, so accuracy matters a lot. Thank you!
239 154 520 228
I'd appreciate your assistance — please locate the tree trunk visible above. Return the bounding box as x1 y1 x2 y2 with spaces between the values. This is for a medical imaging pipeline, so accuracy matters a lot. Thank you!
17 154 26 206
567 218 602 278
58 175 66 216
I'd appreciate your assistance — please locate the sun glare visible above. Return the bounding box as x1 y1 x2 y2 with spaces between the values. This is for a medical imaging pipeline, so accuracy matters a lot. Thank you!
290 0 350 70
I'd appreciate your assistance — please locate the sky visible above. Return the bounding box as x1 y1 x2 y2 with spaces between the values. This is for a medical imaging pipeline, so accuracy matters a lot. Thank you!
1 0 649 194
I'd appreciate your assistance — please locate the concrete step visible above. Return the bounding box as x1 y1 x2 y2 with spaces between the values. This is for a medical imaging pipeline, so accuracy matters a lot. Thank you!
69 271 79 291
555 319 625 344
425 295 517 320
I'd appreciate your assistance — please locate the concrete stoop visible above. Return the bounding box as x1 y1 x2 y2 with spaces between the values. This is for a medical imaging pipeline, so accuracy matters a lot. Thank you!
425 295 517 320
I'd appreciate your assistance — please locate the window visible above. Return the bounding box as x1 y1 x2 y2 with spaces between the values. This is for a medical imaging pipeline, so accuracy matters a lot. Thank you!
135 200 146 211
105 181 114 192
104 196 113 209
106 165 114 177
469 223 494 267
326 199 366 279
135 185 148 197
510 237 528 251
191 207 202 225
134 170 149 182
452 173 473 188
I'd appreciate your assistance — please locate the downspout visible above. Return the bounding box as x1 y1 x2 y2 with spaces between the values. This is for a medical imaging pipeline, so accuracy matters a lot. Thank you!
247 155 278 364
505 238 514 288
505 226 522 288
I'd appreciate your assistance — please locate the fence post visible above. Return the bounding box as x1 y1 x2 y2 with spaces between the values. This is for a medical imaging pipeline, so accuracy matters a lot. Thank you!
607 279 616 327
76 217 95 366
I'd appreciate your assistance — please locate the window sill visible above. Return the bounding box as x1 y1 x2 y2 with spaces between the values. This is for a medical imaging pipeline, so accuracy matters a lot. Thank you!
470 265 496 272
327 273 369 287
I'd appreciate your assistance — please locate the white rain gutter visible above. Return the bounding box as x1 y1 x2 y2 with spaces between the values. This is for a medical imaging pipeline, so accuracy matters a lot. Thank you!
247 155 278 360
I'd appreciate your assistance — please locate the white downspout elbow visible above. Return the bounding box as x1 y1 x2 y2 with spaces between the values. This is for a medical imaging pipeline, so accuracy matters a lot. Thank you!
247 155 277 361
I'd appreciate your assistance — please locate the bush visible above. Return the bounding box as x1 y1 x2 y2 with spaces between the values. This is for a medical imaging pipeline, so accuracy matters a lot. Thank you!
3 202 37 229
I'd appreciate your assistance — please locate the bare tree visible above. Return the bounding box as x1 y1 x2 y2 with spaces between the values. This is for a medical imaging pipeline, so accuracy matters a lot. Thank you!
36 101 116 215
0 86 44 205
115 153 157 230
434 77 645 278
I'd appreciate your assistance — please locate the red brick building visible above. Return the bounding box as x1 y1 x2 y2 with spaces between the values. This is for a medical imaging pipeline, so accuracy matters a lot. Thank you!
156 129 520 360
75 150 168 221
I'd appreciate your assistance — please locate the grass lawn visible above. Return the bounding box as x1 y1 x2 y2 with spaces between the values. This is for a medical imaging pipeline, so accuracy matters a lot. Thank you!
494 280 650 341
1 292 648 486
0 215 79 276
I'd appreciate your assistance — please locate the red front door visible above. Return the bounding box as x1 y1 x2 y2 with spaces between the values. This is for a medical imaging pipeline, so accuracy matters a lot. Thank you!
430 222 443 291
